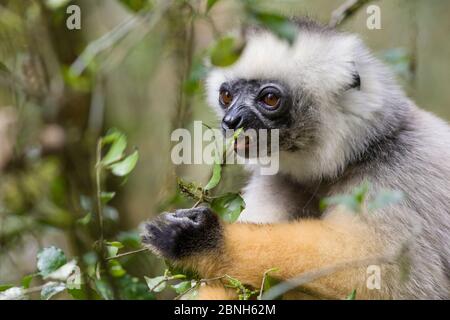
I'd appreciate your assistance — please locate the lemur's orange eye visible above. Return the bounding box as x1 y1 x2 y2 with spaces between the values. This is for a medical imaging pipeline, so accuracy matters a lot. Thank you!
219 90 233 106
262 93 280 107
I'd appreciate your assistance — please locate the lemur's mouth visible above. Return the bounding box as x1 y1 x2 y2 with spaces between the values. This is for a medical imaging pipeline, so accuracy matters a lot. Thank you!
234 135 251 152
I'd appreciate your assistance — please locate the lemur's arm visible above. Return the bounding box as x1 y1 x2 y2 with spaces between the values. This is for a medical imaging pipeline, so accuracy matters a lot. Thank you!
142 207 386 299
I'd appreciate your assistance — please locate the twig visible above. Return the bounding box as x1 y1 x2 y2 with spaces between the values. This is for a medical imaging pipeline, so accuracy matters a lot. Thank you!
191 199 202 208
95 139 104 244
329 0 375 27
106 247 148 260
23 284 46 295
258 268 278 300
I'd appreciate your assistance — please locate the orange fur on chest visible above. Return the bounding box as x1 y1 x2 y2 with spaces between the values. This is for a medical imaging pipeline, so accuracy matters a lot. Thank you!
180 208 388 300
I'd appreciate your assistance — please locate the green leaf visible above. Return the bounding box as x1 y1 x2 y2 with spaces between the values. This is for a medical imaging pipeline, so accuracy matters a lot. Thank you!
204 119 225 193
106 246 119 257
346 289 357 300
101 191 116 204
67 286 88 300
37 247 67 277
211 193 245 223
102 133 127 166
171 274 187 280
94 279 114 300
21 274 35 289
171 281 192 294
76 212 92 226
40 282 66 300
102 128 123 145
207 0 219 12
250 11 297 45
62 66 91 92
108 260 126 278
110 150 139 176
204 162 222 191
145 276 167 293
0 284 14 292
368 189 404 211
107 241 124 249
210 36 243 67
46 260 78 281
106 242 124 258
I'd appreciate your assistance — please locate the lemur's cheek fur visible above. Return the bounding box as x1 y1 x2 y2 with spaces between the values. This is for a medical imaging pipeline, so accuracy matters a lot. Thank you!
141 206 223 260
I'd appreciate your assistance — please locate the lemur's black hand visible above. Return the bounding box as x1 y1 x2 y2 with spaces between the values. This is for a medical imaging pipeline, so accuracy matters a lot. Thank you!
141 207 223 260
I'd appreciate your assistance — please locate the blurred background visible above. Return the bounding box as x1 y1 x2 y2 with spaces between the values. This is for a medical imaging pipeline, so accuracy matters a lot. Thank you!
0 0 449 299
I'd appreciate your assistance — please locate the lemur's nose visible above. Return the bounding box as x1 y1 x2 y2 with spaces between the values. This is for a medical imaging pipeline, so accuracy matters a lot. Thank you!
222 114 243 131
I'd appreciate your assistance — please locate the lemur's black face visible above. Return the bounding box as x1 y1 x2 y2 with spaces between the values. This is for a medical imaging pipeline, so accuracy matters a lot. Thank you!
219 79 292 132
218 79 319 152
218 79 296 152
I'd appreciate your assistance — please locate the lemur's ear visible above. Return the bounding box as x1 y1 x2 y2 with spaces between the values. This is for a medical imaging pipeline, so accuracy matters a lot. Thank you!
346 62 361 90
350 71 361 90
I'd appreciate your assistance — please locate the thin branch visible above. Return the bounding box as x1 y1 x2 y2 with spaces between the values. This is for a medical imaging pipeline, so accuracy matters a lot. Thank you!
329 0 375 27
95 139 104 244
105 247 148 261
69 0 173 77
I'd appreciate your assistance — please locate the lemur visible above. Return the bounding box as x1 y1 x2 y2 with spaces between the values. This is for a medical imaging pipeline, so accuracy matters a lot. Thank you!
142 19 450 299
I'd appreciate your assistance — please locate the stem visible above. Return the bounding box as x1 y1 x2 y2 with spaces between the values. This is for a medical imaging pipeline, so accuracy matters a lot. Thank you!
95 138 104 244
94 138 119 299
106 248 148 261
